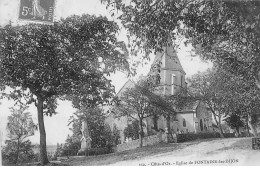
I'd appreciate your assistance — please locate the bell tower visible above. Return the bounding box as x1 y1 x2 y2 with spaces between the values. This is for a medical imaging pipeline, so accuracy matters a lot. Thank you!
152 45 186 95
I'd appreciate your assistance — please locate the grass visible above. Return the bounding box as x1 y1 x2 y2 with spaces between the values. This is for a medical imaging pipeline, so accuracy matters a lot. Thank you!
61 142 195 166
16 137 253 166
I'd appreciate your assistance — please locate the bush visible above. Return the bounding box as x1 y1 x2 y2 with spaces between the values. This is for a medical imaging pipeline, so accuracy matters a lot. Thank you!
77 147 114 156
177 132 235 143
176 133 198 143
197 132 221 139
223 133 235 138
2 140 35 165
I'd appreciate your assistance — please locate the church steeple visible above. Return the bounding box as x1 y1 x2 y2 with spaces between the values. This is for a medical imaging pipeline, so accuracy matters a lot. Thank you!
152 45 186 95
153 46 186 75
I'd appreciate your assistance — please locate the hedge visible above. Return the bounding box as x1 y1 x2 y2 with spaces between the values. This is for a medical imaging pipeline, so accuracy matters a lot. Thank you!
77 147 114 156
177 132 235 143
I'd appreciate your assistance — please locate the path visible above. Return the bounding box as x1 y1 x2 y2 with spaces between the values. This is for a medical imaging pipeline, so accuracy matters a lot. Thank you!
110 137 260 166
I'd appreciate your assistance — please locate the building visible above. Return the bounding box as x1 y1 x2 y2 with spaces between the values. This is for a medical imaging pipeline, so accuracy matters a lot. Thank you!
105 45 213 144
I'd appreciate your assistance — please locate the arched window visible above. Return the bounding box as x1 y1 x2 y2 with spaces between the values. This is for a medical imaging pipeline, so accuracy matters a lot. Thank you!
152 115 158 130
200 119 203 131
183 119 186 127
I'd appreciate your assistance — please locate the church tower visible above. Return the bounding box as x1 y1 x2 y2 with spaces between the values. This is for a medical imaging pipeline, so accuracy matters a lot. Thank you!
152 45 186 95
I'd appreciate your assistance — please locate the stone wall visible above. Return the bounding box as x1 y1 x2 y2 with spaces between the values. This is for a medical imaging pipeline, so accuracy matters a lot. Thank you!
116 139 140 152
115 132 167 152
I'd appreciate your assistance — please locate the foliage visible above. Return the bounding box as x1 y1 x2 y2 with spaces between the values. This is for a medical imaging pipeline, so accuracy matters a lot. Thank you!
60 135 81 157
177 132 235 143
124 120 140 140
3 106 37 165
0 14 129 164
2 140 35 165
224 113 244 134
103 0 260 89
67 106 119 153
77 147 113 156
113 78 173 146
172 67 260 137
6 106 37 141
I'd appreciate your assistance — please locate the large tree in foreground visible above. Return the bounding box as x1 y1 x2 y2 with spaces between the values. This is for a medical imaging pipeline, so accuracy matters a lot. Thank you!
0 14 129 165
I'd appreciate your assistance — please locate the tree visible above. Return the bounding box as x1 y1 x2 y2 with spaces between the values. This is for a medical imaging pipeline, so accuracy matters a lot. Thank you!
61 135 81 157
0 14 129 165
113 79 173 147
174 67 260 137
69 106 119 149
2 140 35 165
123 120 139 140
224 112 244 135
103 0 260 90
4 106 36 165
176 69 227 137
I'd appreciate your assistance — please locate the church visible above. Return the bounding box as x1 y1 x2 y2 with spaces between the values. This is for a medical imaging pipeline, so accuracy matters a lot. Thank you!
105 45 213 144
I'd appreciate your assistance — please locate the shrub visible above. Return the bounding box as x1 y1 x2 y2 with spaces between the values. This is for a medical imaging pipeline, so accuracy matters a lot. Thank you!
197 132 221 139
176 133 198 143
223 133 235 138
2 140 35 165
77 147 113 156
176 132 234 143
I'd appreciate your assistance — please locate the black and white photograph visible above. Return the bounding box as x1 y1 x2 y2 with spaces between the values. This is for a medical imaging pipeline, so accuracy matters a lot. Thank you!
0 0 260 166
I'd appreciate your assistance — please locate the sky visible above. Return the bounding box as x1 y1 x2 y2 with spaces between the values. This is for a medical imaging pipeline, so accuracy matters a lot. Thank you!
0 0 212 146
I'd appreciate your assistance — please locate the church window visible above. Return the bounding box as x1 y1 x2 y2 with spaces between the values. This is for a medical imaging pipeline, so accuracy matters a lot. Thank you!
183 119 186 127
200 119 203 131
153 115 158 130
172 74 176 95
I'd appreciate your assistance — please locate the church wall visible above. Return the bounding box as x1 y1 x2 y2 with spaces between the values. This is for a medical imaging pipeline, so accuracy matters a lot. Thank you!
175 113 196 133
161 69 185 95
157 116 167 131
195 102 213 132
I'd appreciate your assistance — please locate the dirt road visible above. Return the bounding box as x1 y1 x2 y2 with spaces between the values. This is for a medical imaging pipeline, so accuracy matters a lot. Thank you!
111 137 260 166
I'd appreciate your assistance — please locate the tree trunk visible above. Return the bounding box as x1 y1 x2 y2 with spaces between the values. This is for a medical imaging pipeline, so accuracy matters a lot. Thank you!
166 115 171 133
248 114 258 137
37 97 49 165
213 112 224 138
218 115 225 138
245 115 250 137
218 123 225 138
235 126 240 136
15 139 20 164
166 115 172 143
139 119 144 147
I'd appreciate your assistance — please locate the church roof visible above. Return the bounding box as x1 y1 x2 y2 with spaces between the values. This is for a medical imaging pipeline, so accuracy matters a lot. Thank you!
109 79 175 114
178 100 200 112
116 79 135 98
